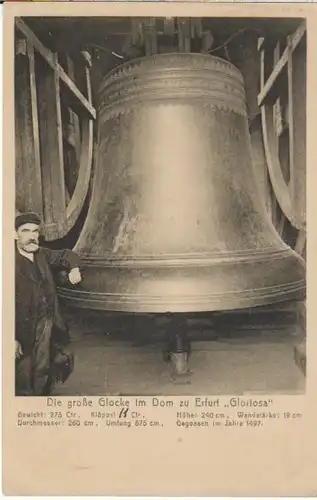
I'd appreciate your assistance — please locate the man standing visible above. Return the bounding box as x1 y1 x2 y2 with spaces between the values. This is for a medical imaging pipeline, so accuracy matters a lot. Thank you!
15 212 82 396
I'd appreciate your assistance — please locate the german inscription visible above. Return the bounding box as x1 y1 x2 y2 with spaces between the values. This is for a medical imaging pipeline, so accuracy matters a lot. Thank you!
15 397 303 430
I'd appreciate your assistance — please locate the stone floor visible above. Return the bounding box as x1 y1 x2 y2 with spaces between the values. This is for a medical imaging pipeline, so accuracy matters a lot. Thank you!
51 315 305 396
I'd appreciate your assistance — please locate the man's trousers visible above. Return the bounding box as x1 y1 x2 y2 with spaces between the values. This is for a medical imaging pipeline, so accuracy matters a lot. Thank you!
15 316 53 396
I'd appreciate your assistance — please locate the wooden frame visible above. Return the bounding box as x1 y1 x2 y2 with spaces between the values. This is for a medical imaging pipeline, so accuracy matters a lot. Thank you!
258 21 306 253
16 19 95 120
15 18 96 241
257 21 306 107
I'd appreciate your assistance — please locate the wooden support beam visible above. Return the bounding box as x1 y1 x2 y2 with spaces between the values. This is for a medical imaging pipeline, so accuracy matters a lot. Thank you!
58 66 96 119
257 37 265 52
65 51 94 236
37 55 66 228
257 21 306 107
294 229 306 256
259 47 265 93
15 17 96 120
287 37 295 209
15 40 43 217
277 212 286 238
65 54 81 158
294 340 306 376
163 17 175 37
288 35 306 228
177 18 191 53
249 114 270 214
143 18 158 56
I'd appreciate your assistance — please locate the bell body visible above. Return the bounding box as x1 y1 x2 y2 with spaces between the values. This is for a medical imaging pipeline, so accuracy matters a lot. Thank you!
58 53 306 312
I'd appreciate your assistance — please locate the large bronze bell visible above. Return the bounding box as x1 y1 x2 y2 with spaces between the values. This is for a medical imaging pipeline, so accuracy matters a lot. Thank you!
58 53 306 313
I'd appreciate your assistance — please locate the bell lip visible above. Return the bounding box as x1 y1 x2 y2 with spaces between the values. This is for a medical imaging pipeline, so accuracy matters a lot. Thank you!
58 247 306 313
98 52 243 94
57 283 306 313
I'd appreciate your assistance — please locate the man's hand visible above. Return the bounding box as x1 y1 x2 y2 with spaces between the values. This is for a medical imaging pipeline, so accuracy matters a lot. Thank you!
68 267 82 285
15 341 23 360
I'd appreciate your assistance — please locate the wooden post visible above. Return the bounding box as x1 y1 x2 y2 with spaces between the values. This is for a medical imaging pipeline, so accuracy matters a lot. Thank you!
15 39 43 217
143 18 157 56
65 50 94 234
258 41 276 219
287 35 306 228
249 115 271 214
62 54 81 200
36 54 66 230
65 54 81 159
177 18 191 53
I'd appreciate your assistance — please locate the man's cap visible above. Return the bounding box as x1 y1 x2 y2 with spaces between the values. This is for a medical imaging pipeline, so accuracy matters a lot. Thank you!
15 212 42 230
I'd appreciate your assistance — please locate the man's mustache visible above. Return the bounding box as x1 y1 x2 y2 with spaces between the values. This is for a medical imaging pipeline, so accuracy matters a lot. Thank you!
26 240 39 244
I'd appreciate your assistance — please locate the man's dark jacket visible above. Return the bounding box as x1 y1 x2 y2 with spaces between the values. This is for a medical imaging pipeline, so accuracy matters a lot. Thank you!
15 246 80 356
